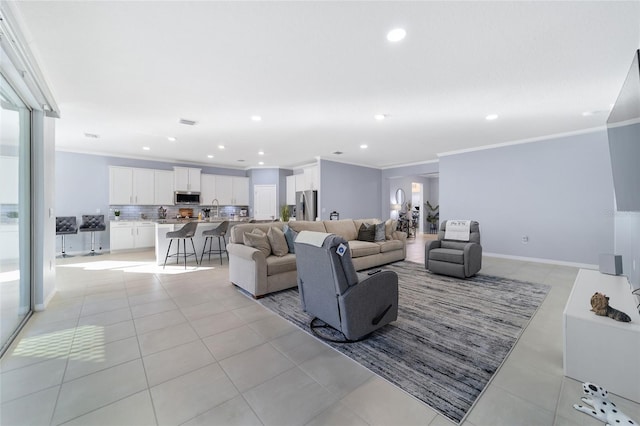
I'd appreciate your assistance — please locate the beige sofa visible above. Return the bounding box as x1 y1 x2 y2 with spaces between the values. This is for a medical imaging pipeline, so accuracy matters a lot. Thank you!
227 219 407 298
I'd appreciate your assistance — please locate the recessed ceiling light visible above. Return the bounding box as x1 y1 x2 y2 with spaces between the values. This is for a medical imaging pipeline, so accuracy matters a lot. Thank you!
167 136 176 142
218 145 225 150
251 115 262 122
485 114 499 121
258 161 264 165
84 132 99 139
258 150 264 156
387 28 406 42
374 114 387 121
360 144 368 149
142 146 150 151
207 154 214 159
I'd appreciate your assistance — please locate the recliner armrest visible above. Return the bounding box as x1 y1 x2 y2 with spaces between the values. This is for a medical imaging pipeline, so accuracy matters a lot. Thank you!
338 271 399 340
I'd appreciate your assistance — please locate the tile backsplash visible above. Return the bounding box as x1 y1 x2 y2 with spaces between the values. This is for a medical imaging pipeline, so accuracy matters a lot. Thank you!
109 205 247 221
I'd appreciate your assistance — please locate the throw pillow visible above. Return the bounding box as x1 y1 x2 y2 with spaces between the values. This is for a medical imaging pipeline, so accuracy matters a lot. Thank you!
374 222 386 242
357 223 375 242
267 227 289 257
243 230 271 257
283 224 298 253
385 219 397 240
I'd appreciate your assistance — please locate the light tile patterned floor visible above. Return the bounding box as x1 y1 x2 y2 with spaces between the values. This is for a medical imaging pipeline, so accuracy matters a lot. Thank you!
1 235 639 425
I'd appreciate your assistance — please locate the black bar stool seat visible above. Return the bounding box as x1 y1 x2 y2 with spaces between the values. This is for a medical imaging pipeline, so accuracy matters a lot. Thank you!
56 216 78 258
200 221 229 264
164 222 199 269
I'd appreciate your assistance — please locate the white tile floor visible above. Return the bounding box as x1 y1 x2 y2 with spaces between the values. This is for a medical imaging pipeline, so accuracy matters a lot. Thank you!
1 236 639 425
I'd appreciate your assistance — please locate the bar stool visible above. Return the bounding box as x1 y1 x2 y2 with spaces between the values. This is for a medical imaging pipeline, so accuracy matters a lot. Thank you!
79 215 106 256
164 221 199 269
56 216 78 258
200 221 229 264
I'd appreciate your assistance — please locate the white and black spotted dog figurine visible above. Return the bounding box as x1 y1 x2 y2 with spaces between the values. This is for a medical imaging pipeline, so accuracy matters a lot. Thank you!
574 382 637 426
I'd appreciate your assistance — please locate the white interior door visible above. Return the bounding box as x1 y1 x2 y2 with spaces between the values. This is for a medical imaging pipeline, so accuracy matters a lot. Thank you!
253 184 277 220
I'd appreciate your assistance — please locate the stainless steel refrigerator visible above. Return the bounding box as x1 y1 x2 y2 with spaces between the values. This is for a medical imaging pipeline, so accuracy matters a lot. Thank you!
296 190 318 221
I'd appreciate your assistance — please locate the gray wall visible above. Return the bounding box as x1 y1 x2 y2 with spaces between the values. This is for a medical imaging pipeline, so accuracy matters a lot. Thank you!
319 160 382 220
55 151 248 253
382 162 439 222
439 130 615 266
614 213 640 291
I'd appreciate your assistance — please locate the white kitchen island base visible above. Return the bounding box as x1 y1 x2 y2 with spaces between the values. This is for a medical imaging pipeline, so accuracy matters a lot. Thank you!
155 221 226 266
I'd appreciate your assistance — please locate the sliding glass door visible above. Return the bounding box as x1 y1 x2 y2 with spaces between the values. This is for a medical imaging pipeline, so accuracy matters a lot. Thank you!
0 73 32 355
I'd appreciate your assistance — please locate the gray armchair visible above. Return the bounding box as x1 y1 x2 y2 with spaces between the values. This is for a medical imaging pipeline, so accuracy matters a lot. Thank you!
425 220 482 278
294 231 398 342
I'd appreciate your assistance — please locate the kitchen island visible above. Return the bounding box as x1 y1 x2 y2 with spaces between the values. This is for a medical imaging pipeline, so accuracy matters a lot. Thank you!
154 219 243 266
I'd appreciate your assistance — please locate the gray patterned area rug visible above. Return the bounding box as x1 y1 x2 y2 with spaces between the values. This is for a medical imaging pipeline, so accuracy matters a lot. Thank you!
258 260 550 424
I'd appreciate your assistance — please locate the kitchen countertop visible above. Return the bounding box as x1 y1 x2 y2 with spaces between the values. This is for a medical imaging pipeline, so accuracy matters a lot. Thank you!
155 218 252 224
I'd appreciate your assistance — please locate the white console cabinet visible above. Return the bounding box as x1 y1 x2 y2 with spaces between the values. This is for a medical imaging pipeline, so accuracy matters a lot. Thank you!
563 269 640 403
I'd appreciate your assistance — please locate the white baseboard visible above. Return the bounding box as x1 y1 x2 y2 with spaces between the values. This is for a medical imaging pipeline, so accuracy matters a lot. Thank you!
35 287 58 311
484 252 597 270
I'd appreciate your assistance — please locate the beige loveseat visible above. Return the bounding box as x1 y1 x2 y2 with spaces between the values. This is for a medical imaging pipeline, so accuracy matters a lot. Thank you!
227 219 407 298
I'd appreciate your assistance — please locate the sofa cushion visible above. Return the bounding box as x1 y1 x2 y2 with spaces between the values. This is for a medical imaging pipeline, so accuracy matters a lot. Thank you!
441 240 470 251
357 223 375 242
243 229 271 257
288 220 326 233
266 253 298 275
282 224 298 253
268 227 289 257
385 219 398 240
348 240 381 258
374 222 386 241
230 222 284 244
324 219 358 241
429 248 464 264
377 239 404 253
353 218 379 230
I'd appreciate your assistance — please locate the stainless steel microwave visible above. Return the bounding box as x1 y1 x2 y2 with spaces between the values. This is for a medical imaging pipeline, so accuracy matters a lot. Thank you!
174 191 200 205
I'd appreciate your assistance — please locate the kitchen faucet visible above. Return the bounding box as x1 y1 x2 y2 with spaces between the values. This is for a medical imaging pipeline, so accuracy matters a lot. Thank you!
211 199 220 218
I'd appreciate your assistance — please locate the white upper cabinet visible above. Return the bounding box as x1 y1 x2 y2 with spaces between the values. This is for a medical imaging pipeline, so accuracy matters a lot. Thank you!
109 167 133 204
212 175 248 205
286 175 296 205
133 168 155 205
215 175 233 205
173 167 201 192
304 165 319 190
200 174 217 205
294 173 305 192
154 170 174 205
232 176 249 205
110 166 160 205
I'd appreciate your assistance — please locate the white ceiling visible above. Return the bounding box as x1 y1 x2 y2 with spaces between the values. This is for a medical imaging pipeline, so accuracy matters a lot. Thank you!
10 1 640 169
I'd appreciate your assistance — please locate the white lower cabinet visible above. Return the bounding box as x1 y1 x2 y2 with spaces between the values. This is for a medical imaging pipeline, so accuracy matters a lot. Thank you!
110 221 156 251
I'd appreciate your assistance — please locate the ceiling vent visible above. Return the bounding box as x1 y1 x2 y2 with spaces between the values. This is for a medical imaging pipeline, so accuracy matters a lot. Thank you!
179 118 197 126
332 151 343 155
84 133 100 139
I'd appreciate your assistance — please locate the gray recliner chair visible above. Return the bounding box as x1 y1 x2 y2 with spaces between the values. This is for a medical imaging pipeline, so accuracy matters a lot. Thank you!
294 231 399 342
425 220 482 278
